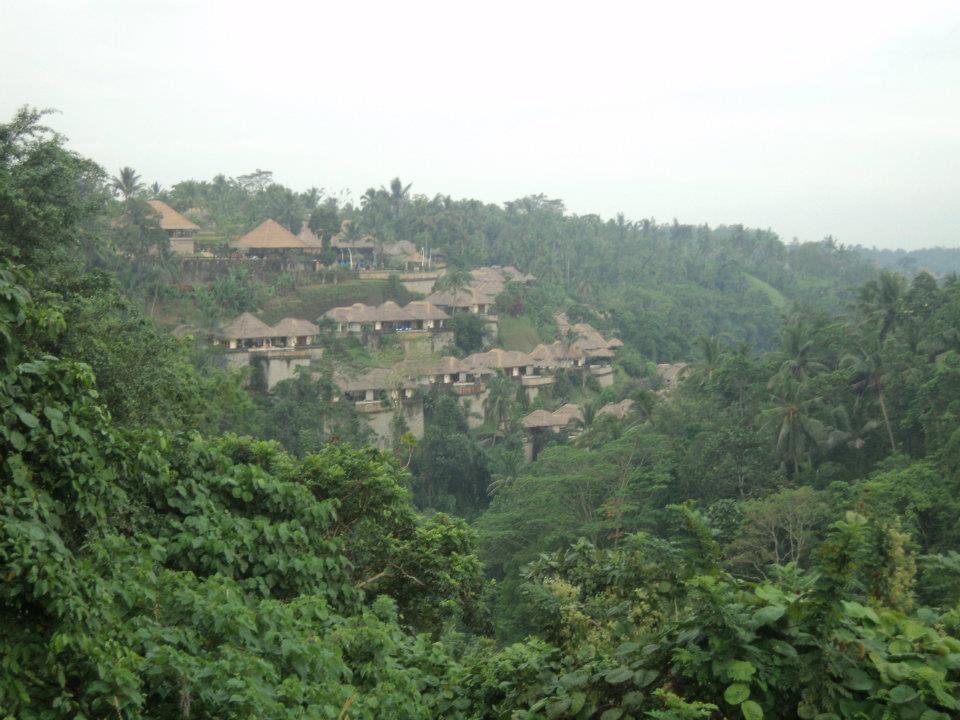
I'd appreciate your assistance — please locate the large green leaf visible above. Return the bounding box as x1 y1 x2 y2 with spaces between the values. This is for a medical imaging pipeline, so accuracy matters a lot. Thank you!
888 685 918 704
604 667 634 684
727 660 757 682
752 605 786 626
724 683 751 705
741 699 763 720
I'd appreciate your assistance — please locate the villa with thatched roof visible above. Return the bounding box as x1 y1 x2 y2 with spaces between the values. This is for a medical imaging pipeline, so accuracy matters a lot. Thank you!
270 318 320 347
598 398 635 420
520 403 584 461
323 300 449 335
332 367 419 409
147 200 200 255
425 286 498 316
231 219 320 255
330 234 376 267
462 348 533 378
295 222 323 250
213 312 320 350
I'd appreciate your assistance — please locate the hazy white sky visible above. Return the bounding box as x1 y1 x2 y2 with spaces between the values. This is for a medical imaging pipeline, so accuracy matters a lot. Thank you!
2 0 959 249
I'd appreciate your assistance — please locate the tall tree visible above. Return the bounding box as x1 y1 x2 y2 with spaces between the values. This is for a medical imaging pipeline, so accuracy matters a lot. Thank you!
111 166 143 200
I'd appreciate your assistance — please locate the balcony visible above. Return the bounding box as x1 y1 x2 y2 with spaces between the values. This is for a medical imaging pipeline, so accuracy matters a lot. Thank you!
354 400 388 413
589 365 614 377
452 382 485 396
521 374 555 387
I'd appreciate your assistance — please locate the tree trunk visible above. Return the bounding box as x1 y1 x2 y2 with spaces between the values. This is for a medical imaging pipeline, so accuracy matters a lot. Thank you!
878 390 897 452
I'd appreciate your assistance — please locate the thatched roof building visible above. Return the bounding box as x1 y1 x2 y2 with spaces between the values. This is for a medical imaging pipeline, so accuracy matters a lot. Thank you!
231 219 316 251
147 200 200 232
219 312 274 340
521 404 583 429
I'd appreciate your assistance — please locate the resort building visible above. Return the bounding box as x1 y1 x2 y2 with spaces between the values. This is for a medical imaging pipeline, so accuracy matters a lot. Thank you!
323 301 449 335
230 219 321 257
213 312 319 350
521 403 584 461
147 200 200 255
424 286 499 317
330 234 376 267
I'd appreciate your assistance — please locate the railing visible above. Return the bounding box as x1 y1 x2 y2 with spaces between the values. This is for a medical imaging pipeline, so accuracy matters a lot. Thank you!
452 382 485 396
354 400 388 413
521 375 556 387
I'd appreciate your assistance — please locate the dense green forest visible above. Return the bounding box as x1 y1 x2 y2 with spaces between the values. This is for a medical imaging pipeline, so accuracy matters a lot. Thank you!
5 106 960 720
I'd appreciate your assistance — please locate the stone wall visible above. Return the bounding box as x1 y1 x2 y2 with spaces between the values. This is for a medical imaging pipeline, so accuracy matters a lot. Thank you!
401 278 437 294
361 397 425 449
228 348 324 390
458 388 489 429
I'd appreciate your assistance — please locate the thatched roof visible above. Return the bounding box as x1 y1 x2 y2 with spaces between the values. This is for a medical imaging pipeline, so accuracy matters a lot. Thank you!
375 301 413 322
434 356 467 375
232 219 311 249
553 404 584 424
529 342 568 367
382 240 417 257
404 301 449 322
330 234 376 250
324 303 378 324
271 317 320 337
326 301 448 325
426 286 498 308
147 200 200 231
521 409 562 429
219 312 274 340
598 399 635 420
334 367 417 393
521 404 582 429
581 345 615 359
471 265 535 285
296 222 323 249
463 349 532 373
656 363 689 389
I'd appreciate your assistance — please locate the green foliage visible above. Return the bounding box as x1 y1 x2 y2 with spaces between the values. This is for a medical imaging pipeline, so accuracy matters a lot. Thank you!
447 313 486 355
412 394 490 516
0 265 487 718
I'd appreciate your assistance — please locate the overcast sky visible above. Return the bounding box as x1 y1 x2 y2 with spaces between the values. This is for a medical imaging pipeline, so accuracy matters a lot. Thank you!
2 1 959 249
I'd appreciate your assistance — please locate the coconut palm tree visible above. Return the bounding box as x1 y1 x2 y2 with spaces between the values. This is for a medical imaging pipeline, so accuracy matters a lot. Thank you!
841 346 897 452
434 268 473 297
769 322 827 389
859 271 905 342
387 177 412 219
487 448 524 496
762 380 828 476
111 166 143 200
483 372 516 441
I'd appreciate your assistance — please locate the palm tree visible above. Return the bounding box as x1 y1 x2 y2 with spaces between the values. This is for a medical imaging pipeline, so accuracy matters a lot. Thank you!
111 166 143 200
434 268 473 298
859 271 904 342
826 404 879 476
769 321 827 388
387 177 412 220
841 347 897 452
487 449 524 496
483 372 516 441
762 380 828 476
695 335 722 385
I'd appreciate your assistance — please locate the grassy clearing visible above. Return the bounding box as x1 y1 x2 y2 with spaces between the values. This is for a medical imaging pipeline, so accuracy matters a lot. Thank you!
261 280 413 323
744 274 787 309
498 316 540 352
